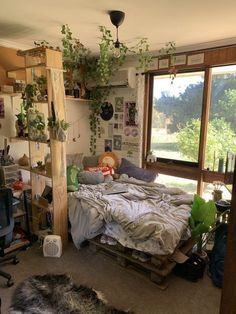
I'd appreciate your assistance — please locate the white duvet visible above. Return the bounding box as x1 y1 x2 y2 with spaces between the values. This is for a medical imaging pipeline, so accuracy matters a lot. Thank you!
68 178 193 255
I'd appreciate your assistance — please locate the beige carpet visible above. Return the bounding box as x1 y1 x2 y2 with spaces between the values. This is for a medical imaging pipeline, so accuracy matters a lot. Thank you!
0 242 221 314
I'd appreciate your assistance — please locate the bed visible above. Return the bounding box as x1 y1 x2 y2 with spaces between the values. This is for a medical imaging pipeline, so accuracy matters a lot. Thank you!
68 177 193 256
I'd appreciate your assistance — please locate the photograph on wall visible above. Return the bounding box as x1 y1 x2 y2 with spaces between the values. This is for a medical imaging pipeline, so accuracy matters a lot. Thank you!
104 139 113 152
119 113 124 120
115 97 124 112
113 135 122 150
119 123 123 130
114 123 119 130
0 97 5 118
114 113 119 120
125 102 138 127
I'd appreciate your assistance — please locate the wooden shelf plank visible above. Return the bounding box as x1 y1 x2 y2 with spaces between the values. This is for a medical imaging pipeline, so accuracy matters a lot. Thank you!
4 239 30 254
19 166 52 178
65 96 91 102
13 209 26 218
7 63 46 73
32 199 50 211
0 92 22 97
10 136 50 145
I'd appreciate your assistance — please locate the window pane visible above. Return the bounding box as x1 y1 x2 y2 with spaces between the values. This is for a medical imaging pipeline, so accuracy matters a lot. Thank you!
204 65 236 171
155 174 197 194
151 71 205 162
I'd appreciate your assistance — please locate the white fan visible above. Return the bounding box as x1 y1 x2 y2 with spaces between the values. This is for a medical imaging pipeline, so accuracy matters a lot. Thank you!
43 235 62 258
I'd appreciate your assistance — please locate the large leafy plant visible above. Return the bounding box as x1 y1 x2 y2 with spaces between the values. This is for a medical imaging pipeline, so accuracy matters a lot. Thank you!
189 194 216 253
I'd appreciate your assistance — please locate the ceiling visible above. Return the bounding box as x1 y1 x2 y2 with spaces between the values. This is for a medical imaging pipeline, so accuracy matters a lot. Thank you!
1 0 236 55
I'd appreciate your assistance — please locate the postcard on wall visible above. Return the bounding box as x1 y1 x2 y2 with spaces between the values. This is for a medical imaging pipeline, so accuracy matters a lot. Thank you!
115 97 124 112
113 135 122 150
108 123 113 137
0 97 5 118
125 102 138 127
187 53 204 65
114 123 119 130
104 139 112 152
173 55 186 66
158 58 169 69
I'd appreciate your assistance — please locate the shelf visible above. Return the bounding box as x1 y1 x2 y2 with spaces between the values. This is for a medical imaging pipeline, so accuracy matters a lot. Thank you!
32 199 50 211
7 63 46 73
19 166 52 178
13 208 26 218
10 136 50 145
4 239 30 254
65 96 91 102
0 92 22 97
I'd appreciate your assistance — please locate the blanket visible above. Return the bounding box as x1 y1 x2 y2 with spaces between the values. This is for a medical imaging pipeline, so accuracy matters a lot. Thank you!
68 178 193 255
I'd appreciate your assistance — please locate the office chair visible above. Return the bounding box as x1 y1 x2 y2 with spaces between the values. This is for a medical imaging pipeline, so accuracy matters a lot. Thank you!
0 187 19 287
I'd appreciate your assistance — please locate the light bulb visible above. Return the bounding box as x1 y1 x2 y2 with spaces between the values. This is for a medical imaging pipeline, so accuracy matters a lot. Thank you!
113 39 121 58
113 47 121 58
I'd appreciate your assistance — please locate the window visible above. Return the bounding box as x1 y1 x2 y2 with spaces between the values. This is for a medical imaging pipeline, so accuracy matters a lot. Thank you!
150 71 205 164
205 65 236 172
145 46 236 194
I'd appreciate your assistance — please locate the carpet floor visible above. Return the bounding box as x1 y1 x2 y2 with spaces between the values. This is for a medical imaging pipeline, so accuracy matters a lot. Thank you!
0 241 221 314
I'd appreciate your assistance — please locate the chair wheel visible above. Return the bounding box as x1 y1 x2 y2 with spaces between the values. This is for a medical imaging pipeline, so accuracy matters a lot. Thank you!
7 279 14 287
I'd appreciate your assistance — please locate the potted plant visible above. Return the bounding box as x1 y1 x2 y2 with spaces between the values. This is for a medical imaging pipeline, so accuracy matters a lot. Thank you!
35 75 47 101
15 103 27 137
189 194 217 257
48 117 70 142
28 110 47 141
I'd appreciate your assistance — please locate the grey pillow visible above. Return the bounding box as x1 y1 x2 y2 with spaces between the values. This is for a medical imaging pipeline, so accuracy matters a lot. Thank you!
82 155 99 168
66 153 83 169
117 158 157 182
78 171 104 185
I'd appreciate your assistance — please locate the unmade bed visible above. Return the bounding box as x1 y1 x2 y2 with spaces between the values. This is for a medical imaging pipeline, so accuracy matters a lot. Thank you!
68 177 193 256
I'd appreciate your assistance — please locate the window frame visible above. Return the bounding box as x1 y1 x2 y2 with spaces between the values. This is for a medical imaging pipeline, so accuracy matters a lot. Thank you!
143 45 236 194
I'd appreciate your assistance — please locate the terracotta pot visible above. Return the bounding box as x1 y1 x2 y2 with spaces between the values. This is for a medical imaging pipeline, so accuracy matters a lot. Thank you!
18 154 29 166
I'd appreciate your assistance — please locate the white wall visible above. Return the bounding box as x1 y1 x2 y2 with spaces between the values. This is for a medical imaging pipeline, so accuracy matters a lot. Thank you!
65 98 91 156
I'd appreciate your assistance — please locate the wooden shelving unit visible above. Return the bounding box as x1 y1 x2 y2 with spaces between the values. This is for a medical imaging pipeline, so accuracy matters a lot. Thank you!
13 47 68 246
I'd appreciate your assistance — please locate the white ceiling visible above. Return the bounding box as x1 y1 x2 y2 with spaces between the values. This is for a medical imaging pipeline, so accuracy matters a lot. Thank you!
1 0 236 55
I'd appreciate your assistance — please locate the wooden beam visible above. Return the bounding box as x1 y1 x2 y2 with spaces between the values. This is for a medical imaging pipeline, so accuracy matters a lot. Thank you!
197 67 212 195
220 160 236 314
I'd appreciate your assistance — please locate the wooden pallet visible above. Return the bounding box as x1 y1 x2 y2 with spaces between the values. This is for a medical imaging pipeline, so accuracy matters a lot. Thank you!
89 237 195 290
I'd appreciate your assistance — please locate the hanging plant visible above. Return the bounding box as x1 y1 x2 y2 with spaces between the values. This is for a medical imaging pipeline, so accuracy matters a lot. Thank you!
159 41 177 83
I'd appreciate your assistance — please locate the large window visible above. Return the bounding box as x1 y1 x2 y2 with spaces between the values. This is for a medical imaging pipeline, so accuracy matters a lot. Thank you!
151 71 205 163
205 65 236 172
146 49 236 194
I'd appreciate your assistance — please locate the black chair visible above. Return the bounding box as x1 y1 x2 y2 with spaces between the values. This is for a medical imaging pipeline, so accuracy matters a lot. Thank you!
0 187 19 288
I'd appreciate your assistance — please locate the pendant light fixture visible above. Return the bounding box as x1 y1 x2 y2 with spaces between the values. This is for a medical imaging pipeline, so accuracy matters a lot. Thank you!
109 10 125 58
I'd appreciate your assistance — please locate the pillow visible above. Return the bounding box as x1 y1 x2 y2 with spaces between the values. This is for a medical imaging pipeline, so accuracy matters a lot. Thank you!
67 165 79 192
85 166 114 176
78 171 104 185
66 153 83 169
117 158 157 182
82 155 99 168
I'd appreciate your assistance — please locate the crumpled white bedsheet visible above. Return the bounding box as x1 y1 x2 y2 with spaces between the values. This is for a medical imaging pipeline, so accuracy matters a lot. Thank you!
68 178 193 255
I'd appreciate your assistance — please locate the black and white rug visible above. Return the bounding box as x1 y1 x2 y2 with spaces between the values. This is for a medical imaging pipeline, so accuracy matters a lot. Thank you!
10 274 132 314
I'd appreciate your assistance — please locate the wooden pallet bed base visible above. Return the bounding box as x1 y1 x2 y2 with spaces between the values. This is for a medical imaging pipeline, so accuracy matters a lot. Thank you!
88 237 196 290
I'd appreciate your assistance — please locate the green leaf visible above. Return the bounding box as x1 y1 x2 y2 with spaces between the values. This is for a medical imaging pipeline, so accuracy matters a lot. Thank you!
191 194 205 221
